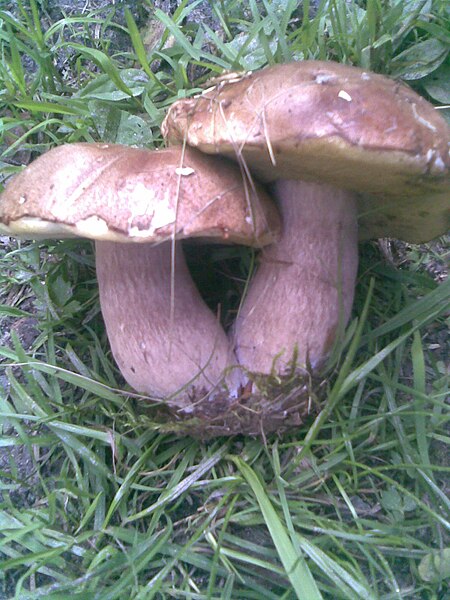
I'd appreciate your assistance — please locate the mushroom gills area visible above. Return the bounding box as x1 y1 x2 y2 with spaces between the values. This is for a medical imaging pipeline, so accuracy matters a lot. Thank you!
95 240 231 399
234 180 359 375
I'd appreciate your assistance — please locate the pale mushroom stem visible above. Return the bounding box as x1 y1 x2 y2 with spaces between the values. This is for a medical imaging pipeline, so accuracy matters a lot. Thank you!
234 180 359 375
95 240 231 400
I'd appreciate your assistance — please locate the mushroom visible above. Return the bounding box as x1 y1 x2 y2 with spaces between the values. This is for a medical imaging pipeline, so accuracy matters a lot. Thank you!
0 142 280 402
162 60 450 375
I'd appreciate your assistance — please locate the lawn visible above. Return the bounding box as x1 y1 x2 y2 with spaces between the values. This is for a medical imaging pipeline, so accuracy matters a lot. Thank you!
0 1 449 598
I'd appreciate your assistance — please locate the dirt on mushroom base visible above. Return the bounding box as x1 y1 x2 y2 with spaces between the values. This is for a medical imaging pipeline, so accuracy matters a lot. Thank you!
137 368 324 439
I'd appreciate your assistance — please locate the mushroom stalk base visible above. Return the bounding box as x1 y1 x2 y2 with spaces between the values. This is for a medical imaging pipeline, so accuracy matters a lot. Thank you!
95 240 231 401
234 180 359 375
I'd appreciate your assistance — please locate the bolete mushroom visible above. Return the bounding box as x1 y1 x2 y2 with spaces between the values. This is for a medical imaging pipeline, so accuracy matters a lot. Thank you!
0 142 280 402
162 61 450 375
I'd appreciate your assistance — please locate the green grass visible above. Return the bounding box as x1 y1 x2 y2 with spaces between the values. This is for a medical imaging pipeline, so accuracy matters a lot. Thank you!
0 0 449 598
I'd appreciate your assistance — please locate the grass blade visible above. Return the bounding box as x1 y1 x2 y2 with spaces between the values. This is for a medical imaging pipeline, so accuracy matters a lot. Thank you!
231 456 323 600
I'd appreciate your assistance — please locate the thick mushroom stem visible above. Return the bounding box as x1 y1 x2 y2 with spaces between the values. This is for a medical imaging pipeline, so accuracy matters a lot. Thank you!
95 240 231 400
234 181 359 375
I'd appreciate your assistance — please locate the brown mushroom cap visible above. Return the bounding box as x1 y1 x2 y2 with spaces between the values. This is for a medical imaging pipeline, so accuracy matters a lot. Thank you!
162 61 450 243
0 143 280 246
